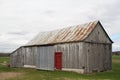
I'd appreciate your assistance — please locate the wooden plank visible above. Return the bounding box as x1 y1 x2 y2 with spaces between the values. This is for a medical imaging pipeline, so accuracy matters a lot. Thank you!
85 23 112 44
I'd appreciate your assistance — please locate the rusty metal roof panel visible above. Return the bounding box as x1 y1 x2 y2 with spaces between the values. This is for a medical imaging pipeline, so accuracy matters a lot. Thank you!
26 21 98 46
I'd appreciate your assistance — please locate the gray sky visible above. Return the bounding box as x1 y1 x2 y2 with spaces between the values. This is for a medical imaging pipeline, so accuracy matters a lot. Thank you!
0 0 120 52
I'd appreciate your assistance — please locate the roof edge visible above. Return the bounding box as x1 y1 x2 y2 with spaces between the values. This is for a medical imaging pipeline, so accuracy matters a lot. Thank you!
83 20 113 43
98 21 113 43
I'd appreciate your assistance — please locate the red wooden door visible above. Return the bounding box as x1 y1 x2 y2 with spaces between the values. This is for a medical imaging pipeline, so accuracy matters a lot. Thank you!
55 52 62 70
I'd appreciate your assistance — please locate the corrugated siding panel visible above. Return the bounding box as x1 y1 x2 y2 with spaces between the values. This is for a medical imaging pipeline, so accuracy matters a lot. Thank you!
36 46 54 70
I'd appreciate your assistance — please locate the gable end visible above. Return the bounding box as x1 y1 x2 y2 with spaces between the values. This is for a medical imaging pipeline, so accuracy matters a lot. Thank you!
84 21 113 44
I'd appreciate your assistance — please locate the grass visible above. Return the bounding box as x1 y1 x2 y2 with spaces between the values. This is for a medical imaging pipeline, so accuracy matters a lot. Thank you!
0 57 9 63
0 56 120 80
112 55 120 60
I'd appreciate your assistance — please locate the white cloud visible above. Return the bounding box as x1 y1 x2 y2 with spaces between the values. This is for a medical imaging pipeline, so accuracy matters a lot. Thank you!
113 44 120 51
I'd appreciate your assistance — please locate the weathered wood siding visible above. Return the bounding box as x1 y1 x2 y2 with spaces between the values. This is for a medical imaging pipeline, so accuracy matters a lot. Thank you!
10 47 25 67
24 47 37 66
36 46 54 70
83 42 112 73
10 22 112 74
83 22 112 73
10 47 37 67
85 23 111 43
55 43 85 69
36 43 85 71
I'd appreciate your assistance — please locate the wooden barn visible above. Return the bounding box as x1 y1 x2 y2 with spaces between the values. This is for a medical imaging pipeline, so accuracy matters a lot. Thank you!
10 21 113 73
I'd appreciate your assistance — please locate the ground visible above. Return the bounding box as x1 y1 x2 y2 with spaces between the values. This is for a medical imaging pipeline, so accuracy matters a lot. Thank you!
0 72 22 80
0 56 120 80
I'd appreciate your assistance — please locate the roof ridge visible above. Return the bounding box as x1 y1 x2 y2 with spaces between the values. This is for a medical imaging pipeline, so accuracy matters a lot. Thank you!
26 20 98 46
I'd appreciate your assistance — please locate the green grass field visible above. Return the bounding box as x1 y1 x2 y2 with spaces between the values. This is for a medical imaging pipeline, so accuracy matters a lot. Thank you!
0 56 120 80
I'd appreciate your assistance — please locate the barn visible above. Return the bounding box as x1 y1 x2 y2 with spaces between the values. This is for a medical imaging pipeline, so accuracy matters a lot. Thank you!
10 21 113 73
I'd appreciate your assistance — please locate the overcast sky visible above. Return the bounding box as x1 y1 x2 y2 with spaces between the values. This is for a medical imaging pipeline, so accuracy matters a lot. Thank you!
0 0 120 52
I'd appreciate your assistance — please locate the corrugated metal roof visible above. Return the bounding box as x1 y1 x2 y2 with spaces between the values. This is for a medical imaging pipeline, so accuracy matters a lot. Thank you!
26 21 98 46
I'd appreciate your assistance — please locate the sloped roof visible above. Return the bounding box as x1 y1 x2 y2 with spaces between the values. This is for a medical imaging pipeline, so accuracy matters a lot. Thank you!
25 21 100 46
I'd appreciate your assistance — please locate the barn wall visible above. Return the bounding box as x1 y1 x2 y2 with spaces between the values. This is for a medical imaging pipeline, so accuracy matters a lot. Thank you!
36 46 54 70
10 47 37 68
83 42 112 73
85 23 112 43
24 47 37 67
36 42 85 72
54 43 85 70
10 47 25 67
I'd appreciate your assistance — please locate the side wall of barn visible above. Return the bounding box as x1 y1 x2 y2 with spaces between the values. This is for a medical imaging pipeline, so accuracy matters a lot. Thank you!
24 47 37 68
54 42 85 73
10 47 25 67
10 47 37 68
83 42 112 73
36 46 54 70
35 43 85 72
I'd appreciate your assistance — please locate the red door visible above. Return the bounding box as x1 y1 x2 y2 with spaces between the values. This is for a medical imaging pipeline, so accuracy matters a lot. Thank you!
55 52 62 70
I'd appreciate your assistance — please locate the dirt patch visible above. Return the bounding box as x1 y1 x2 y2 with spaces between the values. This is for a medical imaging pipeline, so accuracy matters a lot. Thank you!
63 78 110 80
112 60 120 63
62 77 73 80
62 78 89 80
0 72 23 80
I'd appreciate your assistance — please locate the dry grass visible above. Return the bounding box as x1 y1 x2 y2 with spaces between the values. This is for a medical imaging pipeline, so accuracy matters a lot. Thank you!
112 60 120 63
0 72 23 80
0 56 120 80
